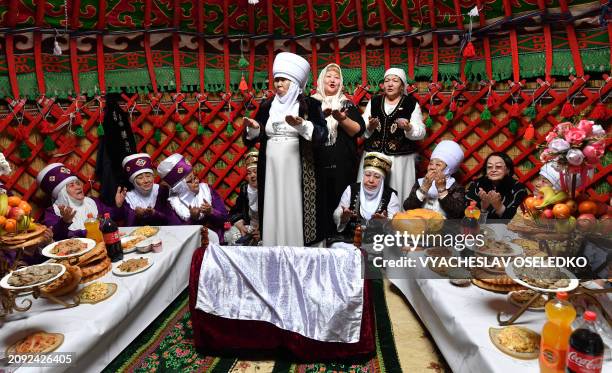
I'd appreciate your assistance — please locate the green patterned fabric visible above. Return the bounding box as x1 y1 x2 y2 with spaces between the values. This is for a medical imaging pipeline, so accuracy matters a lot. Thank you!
104 278 400 373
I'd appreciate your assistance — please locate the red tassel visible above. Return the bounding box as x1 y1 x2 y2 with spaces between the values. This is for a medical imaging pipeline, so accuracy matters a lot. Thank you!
524 123 535 141
40 119 50 133
239 76 248 91
173 112 181 123
589 102 607 120
428 105 439 115
74 112 83 126
560 101 575 118
487 95 496 108
510 103 520 117
450 101 457 112
462 41 476 58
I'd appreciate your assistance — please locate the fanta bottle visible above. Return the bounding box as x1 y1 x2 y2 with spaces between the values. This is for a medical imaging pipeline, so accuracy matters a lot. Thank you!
540 292 576 373
84 213 103 243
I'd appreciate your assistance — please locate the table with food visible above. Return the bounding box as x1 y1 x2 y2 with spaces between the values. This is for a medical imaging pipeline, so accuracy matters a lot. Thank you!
0 225 202 373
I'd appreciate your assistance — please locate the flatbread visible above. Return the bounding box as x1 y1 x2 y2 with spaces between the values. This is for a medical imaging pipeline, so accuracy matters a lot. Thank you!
80 257 111 278
471 268 516 285
472 279 525 293
80 263 111 283
41 265 82 297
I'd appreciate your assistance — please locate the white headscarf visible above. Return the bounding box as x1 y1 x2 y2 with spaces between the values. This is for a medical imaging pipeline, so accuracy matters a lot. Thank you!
418 140 464 199
168 179 212 221
384 67 408 94
269 77 301 124
52 187 99 231
312 64 347 145
125 182 160 210
247 184 258 213
360 170 385 221
539 162 561 190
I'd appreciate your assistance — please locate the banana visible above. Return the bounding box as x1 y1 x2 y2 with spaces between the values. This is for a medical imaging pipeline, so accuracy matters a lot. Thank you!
17 215 31 232
0 193 8 216
536 186 568 209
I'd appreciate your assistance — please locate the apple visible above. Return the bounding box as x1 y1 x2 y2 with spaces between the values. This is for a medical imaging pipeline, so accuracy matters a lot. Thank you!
8 207 24 221
596 202 608 217
542 209 554 219
576 213 596 232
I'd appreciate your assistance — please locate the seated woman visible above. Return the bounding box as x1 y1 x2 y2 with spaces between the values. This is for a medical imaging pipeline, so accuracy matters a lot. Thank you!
331 152 400 243
225 151 261 245
157 153 227 243
403 140 465 218
466 152 527 220
37 163 126 240
122 153 170 226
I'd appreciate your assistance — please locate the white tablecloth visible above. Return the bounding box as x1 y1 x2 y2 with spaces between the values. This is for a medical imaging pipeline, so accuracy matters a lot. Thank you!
0 225 201 373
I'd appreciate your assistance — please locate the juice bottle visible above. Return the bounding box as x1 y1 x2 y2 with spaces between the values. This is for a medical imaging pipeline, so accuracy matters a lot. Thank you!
462 201 481 235
540 292 576 373
84 213 103 243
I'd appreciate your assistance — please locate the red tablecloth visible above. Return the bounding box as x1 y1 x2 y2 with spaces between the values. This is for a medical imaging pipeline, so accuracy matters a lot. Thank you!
188 245 376 361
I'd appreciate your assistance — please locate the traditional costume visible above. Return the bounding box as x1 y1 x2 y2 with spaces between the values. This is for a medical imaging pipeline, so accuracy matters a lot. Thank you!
122 153 170 226
332 152 400 243
245 52 328 246
359 68 426 204
37 163 122 240
157 153 226 243
311 63 366 239
403 140 465 218
225 151 260 245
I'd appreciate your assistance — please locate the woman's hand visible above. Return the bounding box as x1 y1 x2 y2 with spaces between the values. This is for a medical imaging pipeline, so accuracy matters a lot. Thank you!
200 201 213 215
285 115 304 126
488 191 503 210
115 186 127 208
396 118 412 132
367 117 380 132
244 117 260 129
322 108 333 118
434 171 446 192
331 109 347 122
58 205 76 224
340 207 356 224
189 207 201 220
372 211 388 220
477 188 490 210
421 170 435 192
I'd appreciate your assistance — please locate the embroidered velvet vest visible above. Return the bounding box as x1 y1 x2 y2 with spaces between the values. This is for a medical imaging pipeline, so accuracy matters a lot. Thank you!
342 182 395 239
365 94 419 155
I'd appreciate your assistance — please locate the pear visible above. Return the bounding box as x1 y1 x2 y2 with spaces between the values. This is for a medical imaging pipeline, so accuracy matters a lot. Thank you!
536 186 568 209
555 216 576 234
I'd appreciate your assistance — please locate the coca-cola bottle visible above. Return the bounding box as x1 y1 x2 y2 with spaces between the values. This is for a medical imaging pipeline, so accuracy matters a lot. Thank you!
101 213 123 262
566 311 604 373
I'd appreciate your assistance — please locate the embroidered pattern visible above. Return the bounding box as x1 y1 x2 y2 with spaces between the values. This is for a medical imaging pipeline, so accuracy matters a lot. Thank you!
301 142 317 244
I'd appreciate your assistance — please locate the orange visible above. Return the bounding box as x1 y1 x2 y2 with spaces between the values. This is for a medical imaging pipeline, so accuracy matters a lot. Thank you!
0 215 5 228
524 196 538 211
7 196 22 207
553 204 571 219
17 201 31 215
4 218 17 233
578 200 598 215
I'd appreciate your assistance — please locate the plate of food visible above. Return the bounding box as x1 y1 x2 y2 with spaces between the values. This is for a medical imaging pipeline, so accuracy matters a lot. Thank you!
121 235 146 254
130 226 159 238
506 264 579 293
42 238 96 259
489 326 540 360
112 257 153 276
0 263 66 290
6 331 64 355
475 240 523 257
508 290 549 311
424 247 454 276
79 282 117 304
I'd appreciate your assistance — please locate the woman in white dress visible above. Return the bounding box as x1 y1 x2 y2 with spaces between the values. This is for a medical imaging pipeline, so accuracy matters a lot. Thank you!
359 68 426 204
243 52 328 246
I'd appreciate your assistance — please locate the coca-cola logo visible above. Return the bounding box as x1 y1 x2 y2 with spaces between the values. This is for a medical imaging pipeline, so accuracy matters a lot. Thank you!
567 351 603 370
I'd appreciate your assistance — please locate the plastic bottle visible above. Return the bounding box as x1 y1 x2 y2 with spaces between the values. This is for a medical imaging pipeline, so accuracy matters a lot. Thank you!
566 311 604 373
462 201 481 235
539 292 576 373
101 213 123 262
84 213 103 243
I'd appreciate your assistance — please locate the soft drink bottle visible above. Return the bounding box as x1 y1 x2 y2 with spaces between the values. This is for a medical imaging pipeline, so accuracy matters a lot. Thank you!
540 292 576 373
101 213 123 262
462 201 481 235
84 213 103 243
566 311 604 373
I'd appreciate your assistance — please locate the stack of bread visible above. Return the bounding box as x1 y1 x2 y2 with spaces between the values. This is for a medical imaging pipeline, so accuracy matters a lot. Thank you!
53 242 111 283
0 223 50 250
40 264 82 296
471 268 526 293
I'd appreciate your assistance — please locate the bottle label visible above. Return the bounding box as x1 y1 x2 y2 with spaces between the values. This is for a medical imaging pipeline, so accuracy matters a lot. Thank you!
103 231 120 245
566 349 603 373
540 345 565 370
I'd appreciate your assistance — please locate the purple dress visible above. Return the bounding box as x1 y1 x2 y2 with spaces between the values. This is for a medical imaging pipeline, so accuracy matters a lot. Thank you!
165 185 228 244
123 185 171 227
42 197 124 241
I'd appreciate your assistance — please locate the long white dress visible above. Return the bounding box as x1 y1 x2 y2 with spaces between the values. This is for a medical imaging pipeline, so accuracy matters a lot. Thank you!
358 100 425 205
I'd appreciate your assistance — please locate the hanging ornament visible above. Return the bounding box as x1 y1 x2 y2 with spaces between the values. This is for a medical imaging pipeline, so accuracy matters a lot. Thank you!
560 100 575 118
425 116 433 128
74 111 83 126
53 30 62 56
40 119 51 133
524 123 535 141
226 122 234 136
74 124 86 137
197 123 205 136
18 142 31 159
508 119 519 135
509 102 520 117
239 75 248 91
450 100 458 112
462 7 479 58
462 42 476 58
445 110 454 121
238 56 249 69
481 106 492 121
523 104 537 119
248 0 259 4
175 122 185 133
428 105 439 116
96 122 105 137
486 95 496 108
43 135 56 152
589 101 608 120
154 128 162 143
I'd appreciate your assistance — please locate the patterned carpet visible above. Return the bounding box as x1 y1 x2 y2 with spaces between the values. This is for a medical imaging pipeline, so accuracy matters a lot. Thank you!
104 278 449 373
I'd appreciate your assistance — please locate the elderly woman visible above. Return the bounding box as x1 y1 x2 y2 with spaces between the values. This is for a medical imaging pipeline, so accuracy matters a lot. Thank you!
360 68 426 204
311 63 366 238
225 151 261 245
466 152 527 220
37 163 126 240
403 140 465 218
243 52 328 246
532 162 561 195
122 153 170 226
332 152 400 243
157 153 227 243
